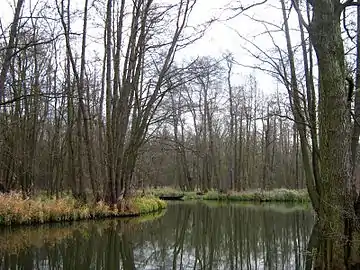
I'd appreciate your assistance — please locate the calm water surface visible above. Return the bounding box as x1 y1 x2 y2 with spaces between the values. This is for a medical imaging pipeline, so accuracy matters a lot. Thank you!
0 201 314 270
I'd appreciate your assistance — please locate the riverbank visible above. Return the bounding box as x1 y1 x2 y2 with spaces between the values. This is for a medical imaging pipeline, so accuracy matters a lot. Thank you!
0 192 167 226
147 187 310 203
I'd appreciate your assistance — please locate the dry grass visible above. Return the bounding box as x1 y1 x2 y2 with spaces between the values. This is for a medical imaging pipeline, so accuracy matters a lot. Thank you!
0 192 167 226
146 187 310 203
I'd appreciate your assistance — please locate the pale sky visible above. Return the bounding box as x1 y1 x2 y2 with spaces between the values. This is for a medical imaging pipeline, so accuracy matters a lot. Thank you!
0 0 290 95
179 0 284 91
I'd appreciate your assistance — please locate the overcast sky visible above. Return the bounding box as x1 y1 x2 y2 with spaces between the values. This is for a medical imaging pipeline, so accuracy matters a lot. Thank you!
0 0 288 94
179 0 285 92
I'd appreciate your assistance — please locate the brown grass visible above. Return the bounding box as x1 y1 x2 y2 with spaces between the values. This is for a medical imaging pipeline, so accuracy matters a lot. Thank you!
0 192 166 226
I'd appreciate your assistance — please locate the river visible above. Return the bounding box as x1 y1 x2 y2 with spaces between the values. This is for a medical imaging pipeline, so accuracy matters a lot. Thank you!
0 201 315 269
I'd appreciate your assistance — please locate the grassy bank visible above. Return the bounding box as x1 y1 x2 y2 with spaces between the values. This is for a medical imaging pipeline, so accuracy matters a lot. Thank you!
147 187 310 203
0 192 167 226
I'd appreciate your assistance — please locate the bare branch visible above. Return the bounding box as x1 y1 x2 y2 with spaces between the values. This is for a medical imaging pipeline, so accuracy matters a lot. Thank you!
291 0 309 30
224 0 268 21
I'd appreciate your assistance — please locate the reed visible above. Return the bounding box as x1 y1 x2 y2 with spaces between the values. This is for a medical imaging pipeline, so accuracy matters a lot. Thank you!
0 192 166 226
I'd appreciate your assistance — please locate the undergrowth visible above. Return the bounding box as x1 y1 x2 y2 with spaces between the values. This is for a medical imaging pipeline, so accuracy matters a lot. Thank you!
146 187 309 203
0 192 166 226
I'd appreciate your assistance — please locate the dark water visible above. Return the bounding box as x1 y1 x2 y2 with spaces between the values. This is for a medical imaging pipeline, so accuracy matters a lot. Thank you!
0 201 314 270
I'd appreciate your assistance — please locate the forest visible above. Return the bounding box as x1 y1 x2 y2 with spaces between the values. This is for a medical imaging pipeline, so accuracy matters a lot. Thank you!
1 0 360 268
0 0 307 200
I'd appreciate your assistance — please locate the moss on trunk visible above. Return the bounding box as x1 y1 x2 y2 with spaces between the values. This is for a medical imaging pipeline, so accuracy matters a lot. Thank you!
308 1 359 268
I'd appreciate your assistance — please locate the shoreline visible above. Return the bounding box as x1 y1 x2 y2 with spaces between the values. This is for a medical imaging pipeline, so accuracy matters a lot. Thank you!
0 193 167 226
148 188 310 203
0 188 310 226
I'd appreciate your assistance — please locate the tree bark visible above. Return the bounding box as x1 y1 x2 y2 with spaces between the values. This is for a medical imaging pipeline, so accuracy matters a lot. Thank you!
296 0 356 267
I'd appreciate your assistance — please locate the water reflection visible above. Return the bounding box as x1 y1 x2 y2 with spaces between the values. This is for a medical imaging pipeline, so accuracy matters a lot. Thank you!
0 202 314 270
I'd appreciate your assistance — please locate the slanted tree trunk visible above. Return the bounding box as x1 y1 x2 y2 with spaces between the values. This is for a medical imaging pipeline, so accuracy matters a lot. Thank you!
0 0 25 100
226 56 236 190
281 0 319 211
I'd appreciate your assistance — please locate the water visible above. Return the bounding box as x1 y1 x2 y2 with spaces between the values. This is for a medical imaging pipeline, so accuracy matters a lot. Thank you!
0 201 314 270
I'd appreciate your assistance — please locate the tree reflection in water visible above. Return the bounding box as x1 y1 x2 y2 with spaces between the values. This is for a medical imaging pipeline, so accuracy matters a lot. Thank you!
0 202 314 269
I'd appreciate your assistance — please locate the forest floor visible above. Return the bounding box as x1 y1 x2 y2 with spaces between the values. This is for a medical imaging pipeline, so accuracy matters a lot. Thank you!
146 187 310 203
0 192 166 226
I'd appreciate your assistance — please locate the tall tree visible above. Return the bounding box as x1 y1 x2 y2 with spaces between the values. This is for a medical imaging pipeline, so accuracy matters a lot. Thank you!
291 0 360 267
0 0 25 101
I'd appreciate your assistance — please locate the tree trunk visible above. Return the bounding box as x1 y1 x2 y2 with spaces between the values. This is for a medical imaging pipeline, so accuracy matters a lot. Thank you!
0 0 25 101
281 0 319 211
306 0 356 267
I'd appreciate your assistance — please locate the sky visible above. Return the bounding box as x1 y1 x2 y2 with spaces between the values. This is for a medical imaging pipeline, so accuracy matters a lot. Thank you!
179 0 284 92
0 0 289 95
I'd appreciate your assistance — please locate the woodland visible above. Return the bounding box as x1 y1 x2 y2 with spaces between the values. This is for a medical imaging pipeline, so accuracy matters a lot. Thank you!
1 0 360 268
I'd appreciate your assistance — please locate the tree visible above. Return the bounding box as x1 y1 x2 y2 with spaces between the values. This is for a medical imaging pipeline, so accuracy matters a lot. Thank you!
223 0 360 264
0 0 25 101
292 0 359 267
